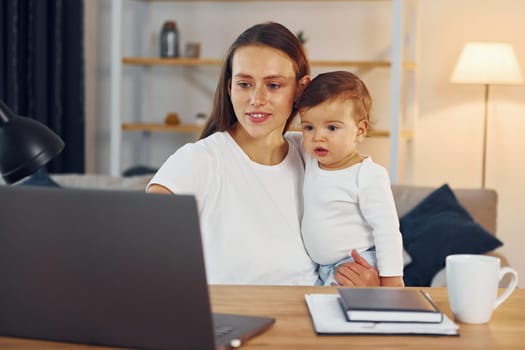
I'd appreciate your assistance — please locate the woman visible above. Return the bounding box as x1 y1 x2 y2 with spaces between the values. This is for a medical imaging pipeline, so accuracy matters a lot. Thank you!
148 22 379 286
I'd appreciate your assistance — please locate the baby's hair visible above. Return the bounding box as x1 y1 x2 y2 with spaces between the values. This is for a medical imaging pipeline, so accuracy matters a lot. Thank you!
298 71 372 123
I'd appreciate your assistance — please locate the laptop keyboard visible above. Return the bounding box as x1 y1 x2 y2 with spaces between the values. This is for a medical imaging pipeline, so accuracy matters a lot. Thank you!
215 325 234 337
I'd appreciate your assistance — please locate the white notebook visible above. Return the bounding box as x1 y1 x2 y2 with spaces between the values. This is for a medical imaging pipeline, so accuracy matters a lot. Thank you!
305 294 459 336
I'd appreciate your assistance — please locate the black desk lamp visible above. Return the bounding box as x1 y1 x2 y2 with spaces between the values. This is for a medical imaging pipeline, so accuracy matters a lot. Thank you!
0 99 65 184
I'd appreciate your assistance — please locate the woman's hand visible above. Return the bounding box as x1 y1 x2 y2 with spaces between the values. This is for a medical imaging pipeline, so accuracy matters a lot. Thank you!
334 249 380 287
146 184 173 194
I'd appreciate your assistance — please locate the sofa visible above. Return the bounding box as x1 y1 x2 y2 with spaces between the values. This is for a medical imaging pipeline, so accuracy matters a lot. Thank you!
42 173 507 287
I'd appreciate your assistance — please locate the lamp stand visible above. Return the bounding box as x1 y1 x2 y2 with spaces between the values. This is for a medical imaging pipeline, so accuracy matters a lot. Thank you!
481 84 490 189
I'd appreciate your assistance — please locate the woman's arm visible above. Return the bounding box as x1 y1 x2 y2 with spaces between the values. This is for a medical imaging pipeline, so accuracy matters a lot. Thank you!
335 250 380 287
380 276 405 287
145 141 213 199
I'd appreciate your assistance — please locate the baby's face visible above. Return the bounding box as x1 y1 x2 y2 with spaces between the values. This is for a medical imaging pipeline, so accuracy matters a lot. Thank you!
300 99 367 170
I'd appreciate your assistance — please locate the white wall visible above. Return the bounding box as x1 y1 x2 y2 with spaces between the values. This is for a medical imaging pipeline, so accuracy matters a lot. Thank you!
88 0 525 286
415 0 525 287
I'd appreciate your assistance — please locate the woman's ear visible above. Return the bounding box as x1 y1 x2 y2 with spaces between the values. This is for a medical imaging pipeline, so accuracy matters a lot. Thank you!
356 119 369 142
295 75 311 102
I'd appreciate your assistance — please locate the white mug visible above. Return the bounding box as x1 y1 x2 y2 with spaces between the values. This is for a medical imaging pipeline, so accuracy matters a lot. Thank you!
446 254 518 324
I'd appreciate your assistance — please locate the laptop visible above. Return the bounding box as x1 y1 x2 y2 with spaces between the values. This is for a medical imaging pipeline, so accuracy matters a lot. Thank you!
0 185 274 350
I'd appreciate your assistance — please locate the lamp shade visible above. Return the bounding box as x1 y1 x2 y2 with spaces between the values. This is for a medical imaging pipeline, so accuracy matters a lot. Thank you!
0 99 65 184
450 42 523 84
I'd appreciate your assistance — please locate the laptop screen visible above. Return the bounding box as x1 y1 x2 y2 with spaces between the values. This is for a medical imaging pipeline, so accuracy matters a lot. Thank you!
0 186 216 349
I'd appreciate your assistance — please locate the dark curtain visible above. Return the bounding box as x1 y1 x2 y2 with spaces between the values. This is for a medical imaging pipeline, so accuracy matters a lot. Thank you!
0 0 85 173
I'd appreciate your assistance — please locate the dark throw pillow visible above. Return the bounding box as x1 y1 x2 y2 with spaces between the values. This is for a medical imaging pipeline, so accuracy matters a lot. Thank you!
400 184 502 286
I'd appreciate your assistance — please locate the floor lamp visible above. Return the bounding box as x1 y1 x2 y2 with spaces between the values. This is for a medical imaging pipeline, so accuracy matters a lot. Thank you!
450 42 523 188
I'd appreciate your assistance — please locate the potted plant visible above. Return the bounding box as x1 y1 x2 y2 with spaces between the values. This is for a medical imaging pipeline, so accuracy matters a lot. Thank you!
296 30 308 46
296 30 308 56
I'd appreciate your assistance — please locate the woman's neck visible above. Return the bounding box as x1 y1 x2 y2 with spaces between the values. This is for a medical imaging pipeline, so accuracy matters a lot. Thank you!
229 124 289 165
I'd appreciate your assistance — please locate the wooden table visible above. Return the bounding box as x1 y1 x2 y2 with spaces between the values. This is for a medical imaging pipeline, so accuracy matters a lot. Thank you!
211 286 524 350
1 286 523 349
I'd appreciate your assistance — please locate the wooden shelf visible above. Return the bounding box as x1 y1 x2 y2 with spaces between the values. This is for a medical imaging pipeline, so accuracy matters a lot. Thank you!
122 123 413 139
122 123 204 133
123 57 222 66
123 57 416 70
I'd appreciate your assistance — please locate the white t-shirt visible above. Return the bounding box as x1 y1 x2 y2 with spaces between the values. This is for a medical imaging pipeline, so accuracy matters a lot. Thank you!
148 131 317 285
301 155 403 277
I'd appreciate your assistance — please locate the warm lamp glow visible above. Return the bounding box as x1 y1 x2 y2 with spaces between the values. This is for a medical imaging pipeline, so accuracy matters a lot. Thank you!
450 41 523 189
450 42 523 84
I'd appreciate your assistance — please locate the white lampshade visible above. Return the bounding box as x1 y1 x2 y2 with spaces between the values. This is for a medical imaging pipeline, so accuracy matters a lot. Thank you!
450 42 523 85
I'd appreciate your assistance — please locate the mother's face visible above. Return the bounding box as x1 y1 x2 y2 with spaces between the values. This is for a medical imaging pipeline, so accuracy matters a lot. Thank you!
228 45 298 139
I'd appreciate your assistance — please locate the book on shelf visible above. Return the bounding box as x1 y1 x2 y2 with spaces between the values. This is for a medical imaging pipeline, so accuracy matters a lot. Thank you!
305 293 458 336
338 288 443 323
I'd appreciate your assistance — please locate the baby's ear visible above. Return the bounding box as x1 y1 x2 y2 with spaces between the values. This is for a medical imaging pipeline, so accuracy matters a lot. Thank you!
356 119 369 142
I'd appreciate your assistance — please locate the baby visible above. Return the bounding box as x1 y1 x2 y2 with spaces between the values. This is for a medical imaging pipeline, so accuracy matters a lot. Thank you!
298 71 404 287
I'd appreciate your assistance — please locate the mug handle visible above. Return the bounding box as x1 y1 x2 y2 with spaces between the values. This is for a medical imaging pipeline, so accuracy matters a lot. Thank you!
493 267 519 310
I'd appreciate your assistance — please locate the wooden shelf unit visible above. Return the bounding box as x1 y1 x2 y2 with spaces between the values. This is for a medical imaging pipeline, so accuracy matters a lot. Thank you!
110 0 417 180
122 122 414 140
